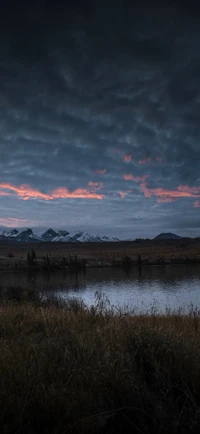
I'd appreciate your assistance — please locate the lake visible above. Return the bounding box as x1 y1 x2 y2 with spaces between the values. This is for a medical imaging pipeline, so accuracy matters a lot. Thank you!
1 264 200 313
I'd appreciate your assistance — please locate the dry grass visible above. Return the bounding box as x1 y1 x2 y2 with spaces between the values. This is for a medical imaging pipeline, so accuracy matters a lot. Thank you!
0 295 200 433
1 238 200 271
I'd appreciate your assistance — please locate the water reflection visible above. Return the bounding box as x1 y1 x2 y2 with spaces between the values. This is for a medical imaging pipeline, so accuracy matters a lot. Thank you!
1 264 200 313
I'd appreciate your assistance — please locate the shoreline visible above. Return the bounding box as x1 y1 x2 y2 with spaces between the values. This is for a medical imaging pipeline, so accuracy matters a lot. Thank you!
1 238 200 272
1 256 200 273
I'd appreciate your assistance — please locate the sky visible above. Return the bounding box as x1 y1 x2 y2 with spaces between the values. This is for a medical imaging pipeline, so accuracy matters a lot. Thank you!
0 0 200 238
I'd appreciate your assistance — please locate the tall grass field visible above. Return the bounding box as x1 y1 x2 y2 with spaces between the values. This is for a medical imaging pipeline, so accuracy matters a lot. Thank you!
0 290 200 433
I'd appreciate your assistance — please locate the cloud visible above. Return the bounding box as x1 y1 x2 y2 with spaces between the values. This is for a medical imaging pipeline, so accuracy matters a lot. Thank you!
141 182 200 202
138 157 152 164
0 3 200 236
122 155 132 162
0 183 52 201
123 174 149 182
0 182 105 201
138 157 163 164
0 218 27 226
119 191 126 198
0 217 38 227
95 169 106 175
156 197 176 203
87 181 104 191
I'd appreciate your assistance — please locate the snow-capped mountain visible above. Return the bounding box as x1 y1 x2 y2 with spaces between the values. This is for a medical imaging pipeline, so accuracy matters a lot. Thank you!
0 228 41 243
0 228 119 243
42 229 62 242
1 229 19 238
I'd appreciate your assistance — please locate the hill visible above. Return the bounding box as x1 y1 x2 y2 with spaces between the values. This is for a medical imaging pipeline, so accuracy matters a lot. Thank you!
154 232 182 240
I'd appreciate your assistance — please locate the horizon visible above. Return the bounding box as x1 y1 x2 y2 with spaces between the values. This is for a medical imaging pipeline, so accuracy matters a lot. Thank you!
0 1 200 236
0 224 195 240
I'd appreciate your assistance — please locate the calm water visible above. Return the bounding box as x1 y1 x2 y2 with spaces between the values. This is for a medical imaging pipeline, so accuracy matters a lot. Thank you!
1 264 200 313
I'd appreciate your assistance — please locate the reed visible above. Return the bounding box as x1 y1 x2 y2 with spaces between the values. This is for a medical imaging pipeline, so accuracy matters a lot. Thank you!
0 294 200 433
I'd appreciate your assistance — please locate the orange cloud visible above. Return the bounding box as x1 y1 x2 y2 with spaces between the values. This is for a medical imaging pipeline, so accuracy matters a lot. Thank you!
119 191 126 198
0 182 104 201
138 157 152 164
140 182 200 202
0 217 27 226
122 154 132 162
124 175 200 204
0 217 38 227
95 169 106 175
123 174 149 182
87 181 104 191
138 157 163 164
51 187 104 200
156 197 176 203
0 183 52 200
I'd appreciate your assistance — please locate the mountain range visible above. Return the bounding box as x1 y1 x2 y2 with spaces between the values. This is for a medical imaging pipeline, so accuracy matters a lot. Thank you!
0 228 185 243
0 228 120 243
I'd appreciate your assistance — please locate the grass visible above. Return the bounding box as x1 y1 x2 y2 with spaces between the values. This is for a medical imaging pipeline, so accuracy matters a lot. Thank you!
1 238 200 271
0 290 200 433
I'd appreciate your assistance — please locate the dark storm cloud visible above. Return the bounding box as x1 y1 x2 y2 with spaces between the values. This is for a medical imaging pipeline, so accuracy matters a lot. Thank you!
0 0 200 236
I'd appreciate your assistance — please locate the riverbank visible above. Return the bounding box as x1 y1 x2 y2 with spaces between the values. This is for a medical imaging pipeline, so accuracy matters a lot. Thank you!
1 238 200 272
1 255 200 273
1 297 200 433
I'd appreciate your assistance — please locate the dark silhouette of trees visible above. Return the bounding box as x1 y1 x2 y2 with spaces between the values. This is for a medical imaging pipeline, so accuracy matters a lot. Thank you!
27 249 37 267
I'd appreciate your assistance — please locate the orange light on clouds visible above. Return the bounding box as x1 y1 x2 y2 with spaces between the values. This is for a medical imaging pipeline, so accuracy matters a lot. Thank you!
123 174 200 204
123 174 149 182
0 183 52 200
138 157 152 164
0 182 105 201
140 182 200 202
122 154 132 162
0 217 37 227
138 157 163 164
156 197 176 203
51 187 104 200
119 191 126 198
94 169 106 175
87 181 104 191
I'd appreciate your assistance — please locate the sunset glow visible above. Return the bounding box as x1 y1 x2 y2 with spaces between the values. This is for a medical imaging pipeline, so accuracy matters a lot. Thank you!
156 157 163 163
140 182 200 202
0 2 199 239
0 217 28 227
138 157 152 164
0 182 105 201
123 174 149 182
122 154 132 162
95 169 106 175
